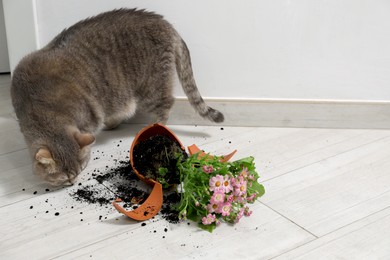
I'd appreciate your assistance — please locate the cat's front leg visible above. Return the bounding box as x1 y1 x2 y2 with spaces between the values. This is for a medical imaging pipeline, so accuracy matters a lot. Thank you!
103 119 122 130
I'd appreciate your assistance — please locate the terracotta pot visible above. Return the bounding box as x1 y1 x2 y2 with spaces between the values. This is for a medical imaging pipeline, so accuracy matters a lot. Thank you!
112 123 236 221
113 123 184 221
130 123 185 186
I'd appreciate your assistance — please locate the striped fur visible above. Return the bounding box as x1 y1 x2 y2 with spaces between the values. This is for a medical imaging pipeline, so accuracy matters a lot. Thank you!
11 9 224 186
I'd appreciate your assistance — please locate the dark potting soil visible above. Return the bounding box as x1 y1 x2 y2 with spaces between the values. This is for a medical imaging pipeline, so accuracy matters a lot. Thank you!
72 161 148 205
71 160 181 223
160 192 180 223
132 134 188 185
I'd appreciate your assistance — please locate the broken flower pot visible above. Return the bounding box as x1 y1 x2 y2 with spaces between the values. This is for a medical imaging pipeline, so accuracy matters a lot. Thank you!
112 123 237 221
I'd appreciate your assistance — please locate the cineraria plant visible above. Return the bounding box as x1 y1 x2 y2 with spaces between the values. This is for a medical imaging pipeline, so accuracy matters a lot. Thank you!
174 153 265 232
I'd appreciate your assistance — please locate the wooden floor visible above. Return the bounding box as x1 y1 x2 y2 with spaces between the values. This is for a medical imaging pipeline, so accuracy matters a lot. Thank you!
1 74 390 259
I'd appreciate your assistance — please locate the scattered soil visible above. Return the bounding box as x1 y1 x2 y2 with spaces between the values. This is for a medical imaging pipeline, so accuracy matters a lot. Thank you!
70 135 187 224
71 159 181 223
72 161 148 206
160 192 180 223
132 134 187 185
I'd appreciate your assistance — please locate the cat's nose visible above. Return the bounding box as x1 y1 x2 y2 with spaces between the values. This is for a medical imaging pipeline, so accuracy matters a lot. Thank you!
48 174 75 186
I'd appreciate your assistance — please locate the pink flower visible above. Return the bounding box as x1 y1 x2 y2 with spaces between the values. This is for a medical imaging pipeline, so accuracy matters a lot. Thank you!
227 194 244 203
221 175 233 193
220 202 232 216
202 213 216 225
209 175 224 192
233 176 247 197
240 167 249 178
203 165 214 173
210 191 225 205
207 203 220 214
244 206 252 216
247 193 257 202
235 208 245 223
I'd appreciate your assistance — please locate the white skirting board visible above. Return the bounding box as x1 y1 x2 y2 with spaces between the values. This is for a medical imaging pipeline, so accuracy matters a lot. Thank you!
128 98 390 129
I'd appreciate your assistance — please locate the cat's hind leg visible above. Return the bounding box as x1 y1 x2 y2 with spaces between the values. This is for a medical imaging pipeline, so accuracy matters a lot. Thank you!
144 53 176 125
103 117 123 130
150 95 174 125
103 102 137 130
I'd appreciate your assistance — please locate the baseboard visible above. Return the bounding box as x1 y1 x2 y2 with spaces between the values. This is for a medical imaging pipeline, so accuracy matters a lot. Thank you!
127 98 390 129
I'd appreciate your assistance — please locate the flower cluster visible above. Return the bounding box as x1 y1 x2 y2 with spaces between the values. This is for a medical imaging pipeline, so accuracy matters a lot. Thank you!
175 154 265 232
202 167 257 225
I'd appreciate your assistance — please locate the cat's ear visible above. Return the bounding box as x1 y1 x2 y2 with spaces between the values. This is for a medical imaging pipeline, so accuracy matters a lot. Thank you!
67 126 95 149
74 132 95 149
35 148 54 165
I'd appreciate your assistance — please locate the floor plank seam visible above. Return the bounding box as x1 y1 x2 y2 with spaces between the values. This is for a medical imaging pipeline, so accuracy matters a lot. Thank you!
311 188 390 233
262 131 370 175
260 201 318 239
319 205 390 238
262 134 390 183
271 206 390 259
0 147 29 157
0 193 44 209
48 219 164 259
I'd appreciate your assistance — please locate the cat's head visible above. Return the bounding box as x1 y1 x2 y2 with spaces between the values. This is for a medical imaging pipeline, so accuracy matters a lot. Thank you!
32 129 95 186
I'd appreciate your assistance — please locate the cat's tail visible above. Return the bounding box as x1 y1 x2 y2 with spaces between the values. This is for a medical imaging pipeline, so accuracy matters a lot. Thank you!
175 38 224 123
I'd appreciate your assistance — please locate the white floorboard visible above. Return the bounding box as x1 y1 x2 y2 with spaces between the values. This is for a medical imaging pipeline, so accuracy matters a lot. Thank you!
262 133 390 237
1 74 390 259
274 206 390 260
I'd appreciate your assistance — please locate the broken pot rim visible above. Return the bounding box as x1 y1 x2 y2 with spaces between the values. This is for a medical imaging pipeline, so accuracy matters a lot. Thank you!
130 123 185 186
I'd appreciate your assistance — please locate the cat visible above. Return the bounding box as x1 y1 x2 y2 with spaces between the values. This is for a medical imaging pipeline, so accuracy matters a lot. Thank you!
11 8 224 186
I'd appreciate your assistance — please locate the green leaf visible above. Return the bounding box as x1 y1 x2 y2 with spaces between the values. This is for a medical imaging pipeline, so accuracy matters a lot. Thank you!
251 181 265 198
198 223 217 232
158 167 168 176
235 156 254 165
175 152 264 231
186 204 202 222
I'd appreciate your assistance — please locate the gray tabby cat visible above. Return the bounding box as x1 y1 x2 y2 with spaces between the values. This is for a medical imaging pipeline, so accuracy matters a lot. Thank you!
11 9 224 186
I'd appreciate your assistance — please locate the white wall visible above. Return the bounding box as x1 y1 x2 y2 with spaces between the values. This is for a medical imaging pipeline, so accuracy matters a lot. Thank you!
3 0 39 73
6 0 390 101
0 0 10 72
